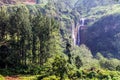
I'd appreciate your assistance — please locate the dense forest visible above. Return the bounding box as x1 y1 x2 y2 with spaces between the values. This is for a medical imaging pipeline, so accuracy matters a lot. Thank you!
0 0 120 80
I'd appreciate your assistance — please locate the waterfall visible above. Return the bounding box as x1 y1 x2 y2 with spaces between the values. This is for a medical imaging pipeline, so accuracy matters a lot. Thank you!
72 21 76 46
77 25 80 45
72 18 86 46
80 18 85 26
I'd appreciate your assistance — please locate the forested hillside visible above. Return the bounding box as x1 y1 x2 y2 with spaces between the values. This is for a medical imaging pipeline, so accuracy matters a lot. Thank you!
72 0 120 59
86 5 120 59
1 0 120 80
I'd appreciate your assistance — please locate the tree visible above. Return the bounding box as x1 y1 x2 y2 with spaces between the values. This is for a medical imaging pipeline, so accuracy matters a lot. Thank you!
0 45 10 68
0 6 9 41
95 52 104 60
9 5 32 66
0 6 10 68
116 65 120 71
100 59 120 70
52 56 67 79
75 56 83 69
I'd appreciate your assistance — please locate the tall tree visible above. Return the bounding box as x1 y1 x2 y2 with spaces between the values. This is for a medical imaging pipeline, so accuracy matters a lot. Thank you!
0 6 9 41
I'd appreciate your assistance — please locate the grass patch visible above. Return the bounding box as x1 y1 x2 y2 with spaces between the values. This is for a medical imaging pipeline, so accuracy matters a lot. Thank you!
19 75 39 80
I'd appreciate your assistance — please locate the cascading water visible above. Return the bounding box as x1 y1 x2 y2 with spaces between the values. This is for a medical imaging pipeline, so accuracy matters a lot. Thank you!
76 25 80 46
72 18 86 46
80 18 85 26
72 21 76 46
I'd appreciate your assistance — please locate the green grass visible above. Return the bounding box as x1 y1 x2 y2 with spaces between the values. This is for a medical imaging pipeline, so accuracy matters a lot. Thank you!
19 75 40 80
0 69 120 80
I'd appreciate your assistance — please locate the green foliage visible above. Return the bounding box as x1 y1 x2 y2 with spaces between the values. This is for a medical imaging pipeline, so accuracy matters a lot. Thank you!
96 52 105 60
0 75 4 80
38 55 68 80
99 58 120 70
116 65 120 71
78 68 120 80
71 45 99 68
76 2 120 60
75 56 83 69
20 75 39 80
0 6 9 41
74 0 119 15
42 75 60 80
0 4 63 72
1 2 120 80
18 65 41 75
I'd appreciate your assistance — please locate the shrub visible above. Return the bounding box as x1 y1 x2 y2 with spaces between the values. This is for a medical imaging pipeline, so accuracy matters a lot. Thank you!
100 59 118 70
87 71 96 79
42 75 60 80
116 65 120 71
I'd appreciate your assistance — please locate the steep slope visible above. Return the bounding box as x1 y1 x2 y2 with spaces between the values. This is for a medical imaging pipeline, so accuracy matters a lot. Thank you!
74 0 119 14
85 4 120 59
86 13 120 59
73 0 120 59
84 4 120 26
2 0 120 59
37 0 79 38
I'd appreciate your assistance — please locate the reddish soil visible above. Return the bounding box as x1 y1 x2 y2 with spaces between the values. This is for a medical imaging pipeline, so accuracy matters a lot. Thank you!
5 76 21 80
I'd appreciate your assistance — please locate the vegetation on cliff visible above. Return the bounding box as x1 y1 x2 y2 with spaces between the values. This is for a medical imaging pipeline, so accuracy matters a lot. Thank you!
0 0 120 80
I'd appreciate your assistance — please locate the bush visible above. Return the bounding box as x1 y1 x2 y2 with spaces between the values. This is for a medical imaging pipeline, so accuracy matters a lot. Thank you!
41 75 60 80
0 64 42 76
27 64 41 75
15 64 42 75
100 59 119 70
116 65 120 71
0 69 14 76
87 71 96 79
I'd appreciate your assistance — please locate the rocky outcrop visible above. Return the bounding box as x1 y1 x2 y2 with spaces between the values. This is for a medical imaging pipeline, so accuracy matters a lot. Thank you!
86 14 120 59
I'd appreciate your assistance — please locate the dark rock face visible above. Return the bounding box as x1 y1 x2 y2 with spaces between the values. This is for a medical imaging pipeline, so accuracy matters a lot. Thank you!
86 14 120 59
